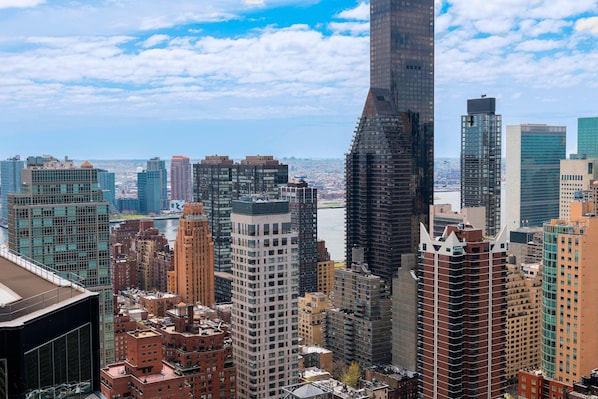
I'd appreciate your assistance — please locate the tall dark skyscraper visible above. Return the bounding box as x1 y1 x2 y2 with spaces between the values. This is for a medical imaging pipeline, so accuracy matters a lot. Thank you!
279 178 318 295
461 97 502 237
346 0 434 283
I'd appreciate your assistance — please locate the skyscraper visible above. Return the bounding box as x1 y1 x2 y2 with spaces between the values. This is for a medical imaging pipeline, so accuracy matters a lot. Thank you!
171 155 192 202
236 155 288 197
146 156 168 210
97 168 116 212
194 155 236 273
7 157 113 366
419 224 507 399
279 178 318 295
0 155 24 225
461 96 502 236
506 124 566 232
542 201 598 384
230 198 299 398
193 155 289 274
577 117 598 159
172 202 215 307
345 0 434 281
137 169 163 215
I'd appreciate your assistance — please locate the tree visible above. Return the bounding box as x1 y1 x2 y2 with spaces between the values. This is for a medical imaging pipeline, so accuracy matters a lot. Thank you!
341 362 361 388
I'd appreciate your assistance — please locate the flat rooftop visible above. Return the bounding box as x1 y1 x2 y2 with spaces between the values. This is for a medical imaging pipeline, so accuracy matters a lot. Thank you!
0 248 89 324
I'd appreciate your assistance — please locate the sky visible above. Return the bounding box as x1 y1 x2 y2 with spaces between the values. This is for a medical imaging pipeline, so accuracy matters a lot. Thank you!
0 0 597 160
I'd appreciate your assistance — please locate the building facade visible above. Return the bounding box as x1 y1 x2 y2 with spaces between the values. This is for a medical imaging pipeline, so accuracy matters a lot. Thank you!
137 169 164 215
97 168 116 213
392 254 418 372
542 202 598 384
171 155 192 202
298 292 330 347
346 0 434 280
193 155 289 302
316 240 335 296
171 202 215 307
194 155 236 273
147 156 168 210
135 224 170 291
7 157 113 366
231 199 299 398
279 179 318 295
559 159 597 220
506 124 566 232
419 224 507 399
577 117 598 160
0 249 100 399
505 261 543 382
325 249 392 368
429 203 486 239
0 155 24 224
461 96 502 237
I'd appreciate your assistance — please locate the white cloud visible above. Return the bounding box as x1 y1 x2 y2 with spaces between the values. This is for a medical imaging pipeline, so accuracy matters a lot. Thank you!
328 21 369 35
575 16 598 34
336 2 369 21
0 24 369 120
515 39 563 52
140 34 170 48
0 0 44 9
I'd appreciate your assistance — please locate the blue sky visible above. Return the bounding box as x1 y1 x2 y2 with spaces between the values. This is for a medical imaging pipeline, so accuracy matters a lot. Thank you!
0 0 597 160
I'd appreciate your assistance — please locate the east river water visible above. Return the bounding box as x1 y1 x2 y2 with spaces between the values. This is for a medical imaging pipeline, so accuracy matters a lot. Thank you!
153 191 461 262
0 191 461 262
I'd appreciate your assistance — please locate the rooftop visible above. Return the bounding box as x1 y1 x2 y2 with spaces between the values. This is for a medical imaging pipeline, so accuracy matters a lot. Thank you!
0 248 91 325
102 361 182 383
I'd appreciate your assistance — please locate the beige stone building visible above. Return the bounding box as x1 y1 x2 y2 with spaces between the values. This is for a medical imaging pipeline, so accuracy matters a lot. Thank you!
505 262 543 382
298 292 330 347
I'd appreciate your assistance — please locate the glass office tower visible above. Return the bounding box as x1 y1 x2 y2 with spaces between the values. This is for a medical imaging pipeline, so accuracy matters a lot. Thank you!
578 117 598 159
346 0 434 282
461 96 502 237
506 124 566 231
7 157 113 366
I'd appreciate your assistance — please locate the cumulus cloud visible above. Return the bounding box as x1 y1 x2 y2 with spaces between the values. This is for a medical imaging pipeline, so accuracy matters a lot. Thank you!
0 23 369 120
328 21 369 35
0 0 44 9
140 34 170 48
515 39 563 52
336 2 369 21
575 16 598 34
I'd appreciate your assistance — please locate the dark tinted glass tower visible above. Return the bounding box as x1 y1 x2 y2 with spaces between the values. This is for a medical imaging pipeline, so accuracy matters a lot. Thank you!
279 178 318 295
461 97 502 237
346 0 434 282
193 155 288 275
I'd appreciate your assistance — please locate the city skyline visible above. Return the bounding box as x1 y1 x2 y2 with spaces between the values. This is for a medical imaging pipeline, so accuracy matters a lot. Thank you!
1 1 597 159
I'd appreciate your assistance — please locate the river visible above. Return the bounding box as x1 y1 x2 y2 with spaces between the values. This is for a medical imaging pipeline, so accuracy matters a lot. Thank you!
0 191 464 262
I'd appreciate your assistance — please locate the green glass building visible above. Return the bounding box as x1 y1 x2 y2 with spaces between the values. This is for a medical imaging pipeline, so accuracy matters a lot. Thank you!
7 157 113 366
506 124 566 232
578 117 598 160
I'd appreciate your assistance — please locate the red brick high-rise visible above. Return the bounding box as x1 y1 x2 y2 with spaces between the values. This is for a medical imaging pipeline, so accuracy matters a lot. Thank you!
419 224 507 398
171 155 192 202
